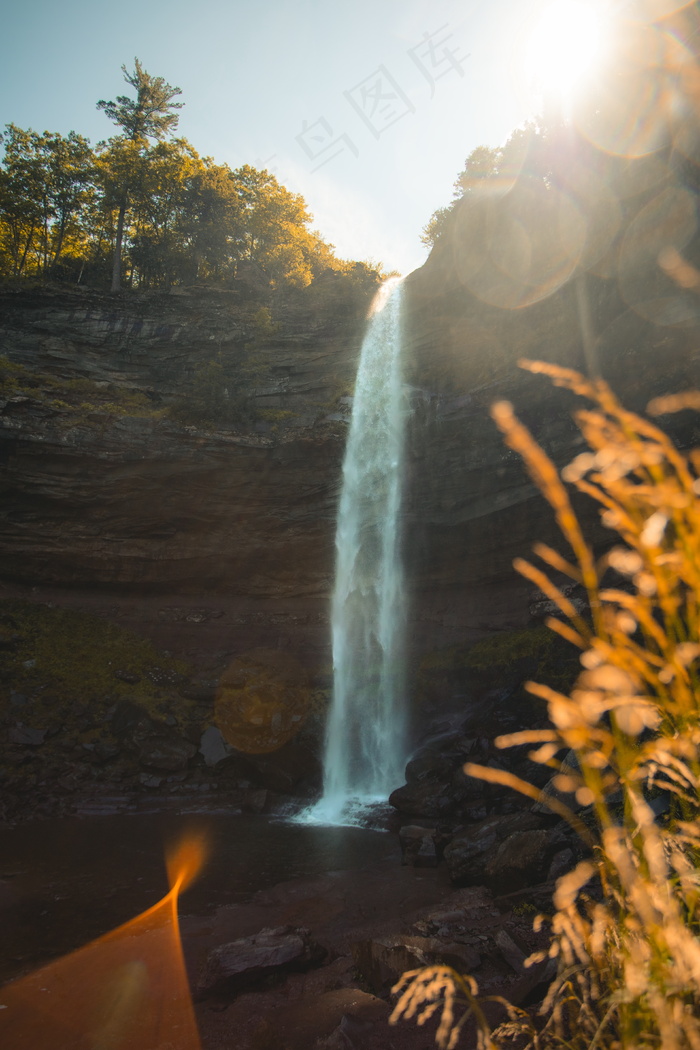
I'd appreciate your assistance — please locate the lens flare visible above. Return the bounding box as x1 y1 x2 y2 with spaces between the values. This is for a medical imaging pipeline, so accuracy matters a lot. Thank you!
0 832 208 1050
524 0 606 99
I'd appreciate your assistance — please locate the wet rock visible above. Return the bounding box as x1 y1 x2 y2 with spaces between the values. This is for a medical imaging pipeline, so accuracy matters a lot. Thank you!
399 825 438 867
353 935 481 996
139 772 164 788
443 811 543 884
137 731 197 772
252 988 390 1050
196 925 327 998
179 681 217 703
199 725 231 767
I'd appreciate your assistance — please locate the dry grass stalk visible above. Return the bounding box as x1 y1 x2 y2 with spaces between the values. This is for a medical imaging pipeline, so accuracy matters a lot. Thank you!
391 365 700 1050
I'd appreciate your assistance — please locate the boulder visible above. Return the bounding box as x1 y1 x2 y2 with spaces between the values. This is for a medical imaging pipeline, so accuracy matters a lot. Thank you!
484 828 553 893
398 825 438 866
352 935 480 996
252 988 390 1050
199 725 231 767
443 811 543 885
196 925 327 998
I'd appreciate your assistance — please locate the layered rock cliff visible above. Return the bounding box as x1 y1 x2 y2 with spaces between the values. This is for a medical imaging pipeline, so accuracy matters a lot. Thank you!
0 278 370 668
2 223 699 685
402 163 700 662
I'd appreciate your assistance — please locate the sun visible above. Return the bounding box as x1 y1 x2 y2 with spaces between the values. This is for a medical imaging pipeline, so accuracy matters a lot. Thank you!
523 0 607 102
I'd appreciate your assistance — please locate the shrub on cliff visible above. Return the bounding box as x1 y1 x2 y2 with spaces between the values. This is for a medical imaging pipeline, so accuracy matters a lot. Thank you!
392 362 700 1050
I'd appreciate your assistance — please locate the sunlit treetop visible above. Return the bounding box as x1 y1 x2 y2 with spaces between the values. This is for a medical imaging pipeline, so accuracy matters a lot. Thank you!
97 58 183 142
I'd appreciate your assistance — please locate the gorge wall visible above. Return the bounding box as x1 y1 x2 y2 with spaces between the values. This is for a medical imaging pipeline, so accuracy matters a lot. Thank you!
0 278 365 672
1 178 700 692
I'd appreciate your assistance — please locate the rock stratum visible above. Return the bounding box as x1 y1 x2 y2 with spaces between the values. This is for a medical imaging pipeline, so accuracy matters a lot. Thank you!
0 279 366 667
1 202 700 683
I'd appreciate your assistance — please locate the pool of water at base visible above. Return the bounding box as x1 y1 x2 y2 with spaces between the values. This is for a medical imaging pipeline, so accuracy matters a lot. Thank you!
0 806 400 986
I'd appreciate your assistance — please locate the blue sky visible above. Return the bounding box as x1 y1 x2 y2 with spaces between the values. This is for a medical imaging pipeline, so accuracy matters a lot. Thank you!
1 0 547 274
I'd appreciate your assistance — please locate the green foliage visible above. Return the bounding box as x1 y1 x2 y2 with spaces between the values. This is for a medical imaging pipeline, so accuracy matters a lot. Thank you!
464 625 555 670
0 355 160 423
97 58 183 143
0 61 357 289
0 124 94 278
167 352 255 428
0 598 190 714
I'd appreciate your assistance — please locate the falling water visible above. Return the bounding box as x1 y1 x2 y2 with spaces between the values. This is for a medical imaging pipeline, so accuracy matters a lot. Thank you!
303 277 408 826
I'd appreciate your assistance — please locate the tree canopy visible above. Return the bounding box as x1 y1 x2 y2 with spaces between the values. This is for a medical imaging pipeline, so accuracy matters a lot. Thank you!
0 60 374 293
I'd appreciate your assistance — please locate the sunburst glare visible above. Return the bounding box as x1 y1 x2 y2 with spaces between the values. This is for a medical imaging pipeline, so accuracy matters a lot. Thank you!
524 0 607 102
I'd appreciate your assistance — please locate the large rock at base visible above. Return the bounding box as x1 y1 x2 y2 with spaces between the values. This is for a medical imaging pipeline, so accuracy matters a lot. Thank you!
196 925 327 998
252 988 390 1050
398 825 438 866
199 725 232 767
484 828 553 893
352 935 481 996
443 811 544 885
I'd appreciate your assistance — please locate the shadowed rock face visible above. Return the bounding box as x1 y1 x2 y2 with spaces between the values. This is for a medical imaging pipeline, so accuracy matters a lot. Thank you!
1 225 699 679
402 215 700 660
0 284 365 666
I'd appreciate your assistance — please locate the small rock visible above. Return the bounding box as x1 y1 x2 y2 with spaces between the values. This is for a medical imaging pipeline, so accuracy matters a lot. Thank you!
196 925 326 998
242 787 268 813
8 725 47 746
399 825 436 866
494 928 528 973
199 726 231 767
444 811 542 884
139 773 163 788
113 669 141 684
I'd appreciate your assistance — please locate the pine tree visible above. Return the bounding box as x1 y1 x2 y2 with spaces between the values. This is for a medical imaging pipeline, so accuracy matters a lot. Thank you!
97 59 183 291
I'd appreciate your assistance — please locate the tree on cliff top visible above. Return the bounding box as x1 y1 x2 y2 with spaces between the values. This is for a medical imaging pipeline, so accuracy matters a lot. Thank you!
97 59 183 292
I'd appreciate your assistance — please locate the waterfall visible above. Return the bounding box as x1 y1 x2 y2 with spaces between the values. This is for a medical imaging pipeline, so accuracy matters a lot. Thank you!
304 277 409 826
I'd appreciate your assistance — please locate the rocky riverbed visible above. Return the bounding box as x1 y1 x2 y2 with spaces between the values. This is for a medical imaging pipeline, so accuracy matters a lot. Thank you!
0 804 567 1050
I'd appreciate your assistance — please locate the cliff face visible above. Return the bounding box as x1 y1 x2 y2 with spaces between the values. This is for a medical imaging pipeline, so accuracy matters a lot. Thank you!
2 198 700 679
0 281 368 668
402 197 700 660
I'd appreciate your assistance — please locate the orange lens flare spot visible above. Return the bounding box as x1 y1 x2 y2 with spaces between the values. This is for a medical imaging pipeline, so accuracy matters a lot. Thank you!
166 830 210 895
214 648 311 753
0 833 209 1050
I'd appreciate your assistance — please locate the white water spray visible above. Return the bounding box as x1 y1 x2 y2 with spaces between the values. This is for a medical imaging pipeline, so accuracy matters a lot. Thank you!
303 277 409 826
